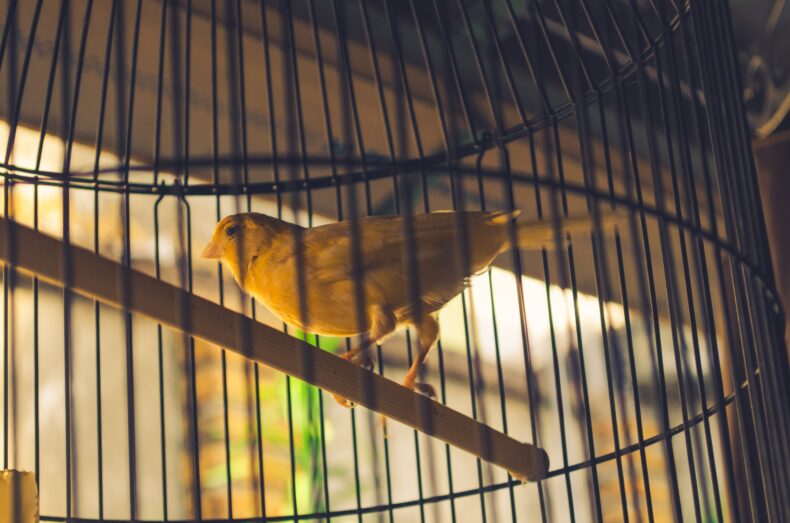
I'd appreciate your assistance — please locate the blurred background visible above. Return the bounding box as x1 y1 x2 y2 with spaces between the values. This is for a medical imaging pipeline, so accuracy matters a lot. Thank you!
0 1 788 522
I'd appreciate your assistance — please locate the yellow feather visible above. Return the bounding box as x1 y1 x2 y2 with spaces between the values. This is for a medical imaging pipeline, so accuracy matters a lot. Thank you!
202 210 620 403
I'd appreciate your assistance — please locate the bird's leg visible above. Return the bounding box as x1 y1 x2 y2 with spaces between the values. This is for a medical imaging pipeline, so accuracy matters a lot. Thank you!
339 335 374 370
331 336 374 408
402 315 439 398
332 306 396 408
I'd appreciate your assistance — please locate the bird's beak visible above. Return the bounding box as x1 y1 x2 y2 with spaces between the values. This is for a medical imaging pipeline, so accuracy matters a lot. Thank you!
201 240 222 259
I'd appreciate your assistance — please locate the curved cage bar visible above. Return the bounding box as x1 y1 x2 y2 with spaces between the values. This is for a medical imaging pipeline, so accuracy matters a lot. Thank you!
0 0 788 521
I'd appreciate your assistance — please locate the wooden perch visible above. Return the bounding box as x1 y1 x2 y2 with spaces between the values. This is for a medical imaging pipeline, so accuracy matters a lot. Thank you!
0 217 549 482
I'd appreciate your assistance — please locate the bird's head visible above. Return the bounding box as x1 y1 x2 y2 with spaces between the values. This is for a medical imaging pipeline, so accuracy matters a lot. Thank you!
202 213 292 280
202 213 265 267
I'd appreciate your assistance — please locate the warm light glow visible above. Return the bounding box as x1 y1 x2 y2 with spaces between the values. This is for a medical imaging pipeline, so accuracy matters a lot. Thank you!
1 120 631 372
439 266 626 371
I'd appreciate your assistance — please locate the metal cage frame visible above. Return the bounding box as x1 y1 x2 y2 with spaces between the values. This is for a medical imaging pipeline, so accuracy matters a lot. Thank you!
0 0 789 521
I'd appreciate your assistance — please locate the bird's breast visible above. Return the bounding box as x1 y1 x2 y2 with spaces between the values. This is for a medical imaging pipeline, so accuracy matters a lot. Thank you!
247 259 370 337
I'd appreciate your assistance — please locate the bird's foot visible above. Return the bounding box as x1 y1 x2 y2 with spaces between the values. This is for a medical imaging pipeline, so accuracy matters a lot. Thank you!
340 349 375 371
333 349 376 408
330 392 355 409
353 350 375 370
402 374 436 398
379 414 389 438
413 382 437 398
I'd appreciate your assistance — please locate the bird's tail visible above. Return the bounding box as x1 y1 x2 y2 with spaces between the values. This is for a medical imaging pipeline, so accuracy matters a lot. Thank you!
513 212 624 250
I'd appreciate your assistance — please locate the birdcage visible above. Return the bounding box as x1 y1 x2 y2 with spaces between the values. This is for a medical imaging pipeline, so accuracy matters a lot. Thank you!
0 0 788 521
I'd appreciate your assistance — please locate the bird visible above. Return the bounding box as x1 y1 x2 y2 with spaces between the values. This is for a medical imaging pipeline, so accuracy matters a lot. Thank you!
202 209 620 408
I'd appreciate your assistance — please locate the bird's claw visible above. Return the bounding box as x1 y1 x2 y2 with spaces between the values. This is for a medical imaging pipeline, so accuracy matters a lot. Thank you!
379 414 389 437
412 382 437 399
354 351 375 370
340 349 375 371
333 350 376 408
330 392 355 409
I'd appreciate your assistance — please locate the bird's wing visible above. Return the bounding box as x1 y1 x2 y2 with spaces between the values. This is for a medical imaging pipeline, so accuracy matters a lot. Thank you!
303 212 509 308
305 214 477 282
305 216 413 283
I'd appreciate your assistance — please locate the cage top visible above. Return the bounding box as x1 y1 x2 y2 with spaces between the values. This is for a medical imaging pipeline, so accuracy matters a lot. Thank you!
0 0 699 197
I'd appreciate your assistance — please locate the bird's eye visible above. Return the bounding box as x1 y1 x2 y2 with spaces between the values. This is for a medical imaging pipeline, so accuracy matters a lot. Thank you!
226 226 238 237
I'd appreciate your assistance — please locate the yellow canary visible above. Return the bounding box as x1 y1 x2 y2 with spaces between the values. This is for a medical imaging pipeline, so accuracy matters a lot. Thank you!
202 210 618 407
